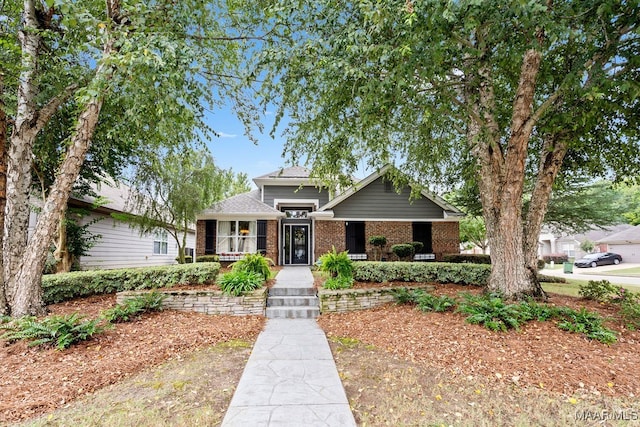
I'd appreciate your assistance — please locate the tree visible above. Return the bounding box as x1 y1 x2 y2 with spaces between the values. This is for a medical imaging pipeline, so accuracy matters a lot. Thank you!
258 0 640 299
1 1 264 316
123 148 238 264
459 217 489 254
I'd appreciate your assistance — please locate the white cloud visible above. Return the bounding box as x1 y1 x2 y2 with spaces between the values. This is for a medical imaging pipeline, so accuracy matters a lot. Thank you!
217 132 238 138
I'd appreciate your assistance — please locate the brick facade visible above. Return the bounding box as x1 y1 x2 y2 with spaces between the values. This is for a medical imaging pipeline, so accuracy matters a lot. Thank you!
314 220 459 261
196 220 206 257
265 220 278 263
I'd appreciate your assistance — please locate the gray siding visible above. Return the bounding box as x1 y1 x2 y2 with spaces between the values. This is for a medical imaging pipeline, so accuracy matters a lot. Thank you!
263 185 330 209
331 177 444 219
77 211 195 270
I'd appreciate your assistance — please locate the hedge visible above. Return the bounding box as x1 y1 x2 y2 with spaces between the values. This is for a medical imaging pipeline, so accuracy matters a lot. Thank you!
42 262 221 304
542 253 569 263
442 254 492 264
353 262 491 286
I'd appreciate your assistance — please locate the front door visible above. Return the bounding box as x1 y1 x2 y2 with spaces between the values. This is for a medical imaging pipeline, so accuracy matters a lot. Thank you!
284 224 309 265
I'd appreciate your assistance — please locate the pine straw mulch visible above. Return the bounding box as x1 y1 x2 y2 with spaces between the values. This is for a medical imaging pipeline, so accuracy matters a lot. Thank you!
0 294 265 425
318 283 640 401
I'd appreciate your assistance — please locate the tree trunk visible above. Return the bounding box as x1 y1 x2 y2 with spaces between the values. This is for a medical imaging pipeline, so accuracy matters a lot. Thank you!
468 49 546 300
54 213 72 273
9 99 104 316
0 74 8 315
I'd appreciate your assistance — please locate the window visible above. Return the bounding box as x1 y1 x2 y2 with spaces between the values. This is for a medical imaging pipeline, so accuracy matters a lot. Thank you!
217 220 257 253
153 230 168 255
412 222 433 253
562 243 575 258
345 221 366 253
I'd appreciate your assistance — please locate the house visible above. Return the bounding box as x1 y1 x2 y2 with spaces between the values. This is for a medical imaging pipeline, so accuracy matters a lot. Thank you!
598 225 640 263
31 180 196 270
195 165 462 265
538 223 635 260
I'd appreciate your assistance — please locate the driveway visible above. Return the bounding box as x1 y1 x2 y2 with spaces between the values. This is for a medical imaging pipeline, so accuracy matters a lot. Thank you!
541 262 640 287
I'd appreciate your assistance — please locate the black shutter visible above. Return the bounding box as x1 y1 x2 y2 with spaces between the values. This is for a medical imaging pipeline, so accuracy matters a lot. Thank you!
257 220 267 255
345 222 365 253
205 220 216 255
412 222 432 253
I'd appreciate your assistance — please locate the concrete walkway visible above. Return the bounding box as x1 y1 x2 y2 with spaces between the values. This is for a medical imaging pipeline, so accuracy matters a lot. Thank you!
221 267 357 427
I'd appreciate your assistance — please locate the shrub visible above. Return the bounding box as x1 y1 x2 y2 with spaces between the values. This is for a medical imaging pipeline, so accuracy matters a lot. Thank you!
231 253 274 279
391 244 415 260
579 280 618 302
537 274 566 283
217 270 264 296
542 253 569 264
555 307 617 344
391 288 423 305
196 254 220 263
318 247 354 278
442 254 492 264
353 261 490 286
410 241 424 254
620 297 640 330
102 292 166 323
537 259 546 270
175 256 193 264
416 293 456 313
456 293 525 331
323 275 354 290
368 236 387 261
42 262 220 304
1 313 105 350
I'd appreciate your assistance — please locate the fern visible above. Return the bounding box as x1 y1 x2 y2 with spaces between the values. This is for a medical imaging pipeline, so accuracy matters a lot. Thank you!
1 314 104 350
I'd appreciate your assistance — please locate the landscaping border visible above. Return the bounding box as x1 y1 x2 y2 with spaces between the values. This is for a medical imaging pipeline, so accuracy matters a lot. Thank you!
116 288 267 316
319 284 435 313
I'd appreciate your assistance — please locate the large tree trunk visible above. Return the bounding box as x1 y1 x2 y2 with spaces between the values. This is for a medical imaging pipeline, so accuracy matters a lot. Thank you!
9 99 103 316
469 49 546 300
0 74 8 315
3 1 43 309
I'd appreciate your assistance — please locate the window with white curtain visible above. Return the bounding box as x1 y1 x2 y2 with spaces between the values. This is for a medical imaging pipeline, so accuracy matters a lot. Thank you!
217 220 257 253
153 230 168 255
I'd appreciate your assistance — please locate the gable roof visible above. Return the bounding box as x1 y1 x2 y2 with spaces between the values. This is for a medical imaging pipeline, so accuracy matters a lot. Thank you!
254 166 311 180
556 224 635 243
598 225 640 244
199 189 283 219
252 166 319 188
318 164 462 216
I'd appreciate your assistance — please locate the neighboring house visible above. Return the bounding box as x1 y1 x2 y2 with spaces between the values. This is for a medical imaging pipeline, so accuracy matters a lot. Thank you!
538 224 635 260
196 165 462 265
598 225 640 263
30 180 195 270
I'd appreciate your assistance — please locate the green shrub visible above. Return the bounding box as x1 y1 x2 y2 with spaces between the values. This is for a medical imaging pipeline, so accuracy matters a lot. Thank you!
175 256 193 264
42 262 220 304
537 259 546 270
410 241 424 254
353 261 490 286
318 247 354 278
368 236 387 261
579 280 618 302
537 274 567 283
416 293 456 313
231 253 274 279
102 292 166 323
1 313 105 350
323 275 354 290
391 244 415 260
620 297 640 330
517 300 558 322
542 253 569 264
196 254 220 263
456 293 525 331
555 307 617 344
217 270 264 296
391 288 423 305
442 254 492 264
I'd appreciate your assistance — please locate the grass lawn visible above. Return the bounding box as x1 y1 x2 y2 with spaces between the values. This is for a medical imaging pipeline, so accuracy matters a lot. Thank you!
580 266 640 278
542 278 640 297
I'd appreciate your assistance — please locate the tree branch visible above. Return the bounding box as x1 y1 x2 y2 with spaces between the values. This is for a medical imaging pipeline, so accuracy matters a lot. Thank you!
33 83 79 134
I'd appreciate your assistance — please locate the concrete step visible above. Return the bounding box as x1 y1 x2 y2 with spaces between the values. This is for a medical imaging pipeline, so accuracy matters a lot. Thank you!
265 306 320 319
267 296 319 307
269 287 317 297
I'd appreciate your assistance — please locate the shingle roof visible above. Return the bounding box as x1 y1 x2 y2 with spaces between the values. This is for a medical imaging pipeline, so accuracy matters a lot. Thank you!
203 190 281 215
254 166 311 180
598 225 640 244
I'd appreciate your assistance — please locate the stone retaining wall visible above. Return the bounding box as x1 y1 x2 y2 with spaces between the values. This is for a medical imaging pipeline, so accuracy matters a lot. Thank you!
116 288 268 316
318 284 435 313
